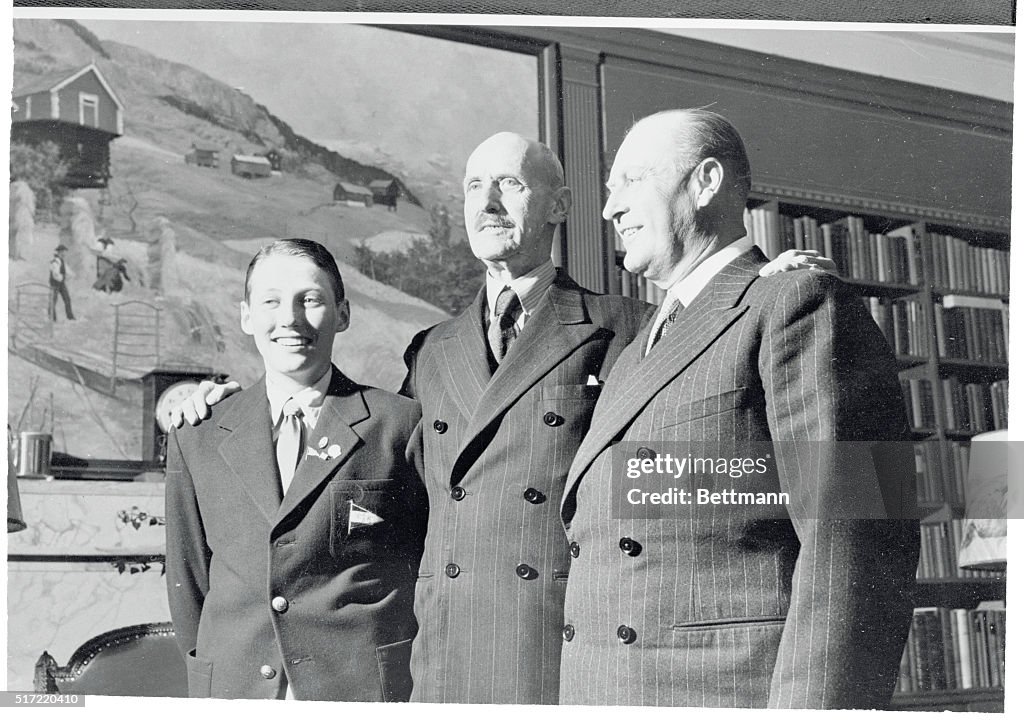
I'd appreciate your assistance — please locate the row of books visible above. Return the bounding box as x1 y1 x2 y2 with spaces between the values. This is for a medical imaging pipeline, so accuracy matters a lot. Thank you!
917 519 1006 580
902 377 938 431
896 604 1006 693
899 377 1008 435
864 296 930 357
926 232 1010 296
744 205 1010 296
746 208 925 285
941 378 1009 435
616 267 667 305
914 441 970 507
934 297 1009 364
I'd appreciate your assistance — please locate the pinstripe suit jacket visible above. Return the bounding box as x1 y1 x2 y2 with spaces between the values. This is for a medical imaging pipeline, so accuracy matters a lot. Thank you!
559 248 919 708
165 367 426 700
400 271 651 704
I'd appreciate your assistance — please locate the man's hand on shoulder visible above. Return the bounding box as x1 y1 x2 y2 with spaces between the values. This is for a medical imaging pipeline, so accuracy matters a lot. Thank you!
760 249 837 276
169 380 243 428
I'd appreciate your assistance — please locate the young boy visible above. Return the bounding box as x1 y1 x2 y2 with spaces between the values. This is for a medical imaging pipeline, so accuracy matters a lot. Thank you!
165 238 425 701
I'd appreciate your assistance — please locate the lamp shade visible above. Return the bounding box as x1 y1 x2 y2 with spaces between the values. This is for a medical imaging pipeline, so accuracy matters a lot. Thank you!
958 430 1008 570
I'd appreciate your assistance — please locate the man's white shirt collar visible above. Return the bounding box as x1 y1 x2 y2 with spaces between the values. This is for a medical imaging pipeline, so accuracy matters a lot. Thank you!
266 368 332 432
646 236 753 354
665 236 753 309
485 259 557 329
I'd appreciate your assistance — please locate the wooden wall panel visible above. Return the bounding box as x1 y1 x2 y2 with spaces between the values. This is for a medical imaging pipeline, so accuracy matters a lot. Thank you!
600 57 1010 231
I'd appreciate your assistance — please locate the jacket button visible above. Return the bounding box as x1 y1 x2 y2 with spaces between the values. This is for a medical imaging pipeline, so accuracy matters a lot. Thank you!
260 665 276 679
569 542 580 558
543 412 563 427
636 447 654 460
515 563 536 579
271 596 289 613
523 488 545 504
445 563 461 578
451 486 466 501
433 419 448 434
617 625 637 644
619 537 641 556
562 624 575 642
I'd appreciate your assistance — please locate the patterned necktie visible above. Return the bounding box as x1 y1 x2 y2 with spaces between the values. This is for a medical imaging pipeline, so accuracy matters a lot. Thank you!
488 286 522 368
276 398 304 494
647 298 683 354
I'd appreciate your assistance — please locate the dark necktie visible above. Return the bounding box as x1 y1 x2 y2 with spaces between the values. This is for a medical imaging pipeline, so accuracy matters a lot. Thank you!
647 298 683 353
488 286 521 369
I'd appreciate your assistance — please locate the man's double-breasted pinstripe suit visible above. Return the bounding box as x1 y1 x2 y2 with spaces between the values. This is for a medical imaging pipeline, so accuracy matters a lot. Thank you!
559 248 920 708
400 270 651 704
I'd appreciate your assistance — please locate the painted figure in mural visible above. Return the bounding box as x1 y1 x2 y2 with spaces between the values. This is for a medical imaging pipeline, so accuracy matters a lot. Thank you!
48 244 75 321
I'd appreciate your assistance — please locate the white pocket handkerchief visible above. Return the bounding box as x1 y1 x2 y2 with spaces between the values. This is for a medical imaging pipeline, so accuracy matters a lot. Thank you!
586 374 602 386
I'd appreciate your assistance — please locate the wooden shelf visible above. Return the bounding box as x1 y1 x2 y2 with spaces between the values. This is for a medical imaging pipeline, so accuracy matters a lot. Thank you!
891 687 1004 712
913 577 1006 607
844 277 924 297
895 354 930 370
933 288 1008 302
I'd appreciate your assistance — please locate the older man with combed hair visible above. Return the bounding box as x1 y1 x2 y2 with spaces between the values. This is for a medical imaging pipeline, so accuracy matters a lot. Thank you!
558 109 919 709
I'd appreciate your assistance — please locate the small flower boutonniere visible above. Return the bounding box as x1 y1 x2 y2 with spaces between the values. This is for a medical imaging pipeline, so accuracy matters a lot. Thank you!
307 437 342 460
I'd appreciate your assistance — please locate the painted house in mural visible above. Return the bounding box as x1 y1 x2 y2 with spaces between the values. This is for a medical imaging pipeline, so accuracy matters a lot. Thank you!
333 182 374 207
230 154 272 179
369 179 400 211
11 63 124 189
185 142 220 168
264 148 283 172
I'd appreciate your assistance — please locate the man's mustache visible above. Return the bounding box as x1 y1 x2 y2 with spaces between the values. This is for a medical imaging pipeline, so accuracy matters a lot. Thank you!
473 216 516 232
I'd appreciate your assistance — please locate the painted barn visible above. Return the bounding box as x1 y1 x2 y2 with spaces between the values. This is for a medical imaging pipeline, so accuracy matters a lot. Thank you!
230 154 272 179
333 182 373 207
11 63 124 189
369 179 400 211
185 142 220 168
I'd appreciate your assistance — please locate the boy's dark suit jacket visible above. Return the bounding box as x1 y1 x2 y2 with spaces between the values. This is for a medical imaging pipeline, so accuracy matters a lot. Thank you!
165 366 426 700
400 270 651 704
559 249 920 708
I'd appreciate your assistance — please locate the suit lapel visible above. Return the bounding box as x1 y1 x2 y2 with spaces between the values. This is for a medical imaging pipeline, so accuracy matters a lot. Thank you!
450 274 601 485
216 379 281 525
276 368 368 524
562 250 766 513
433 288 492 420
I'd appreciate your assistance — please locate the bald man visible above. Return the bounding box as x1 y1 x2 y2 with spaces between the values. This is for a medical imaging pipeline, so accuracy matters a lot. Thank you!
399 132 651 703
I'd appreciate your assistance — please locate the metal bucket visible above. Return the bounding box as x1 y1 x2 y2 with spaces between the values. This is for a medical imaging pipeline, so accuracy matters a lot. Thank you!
17 432 52 478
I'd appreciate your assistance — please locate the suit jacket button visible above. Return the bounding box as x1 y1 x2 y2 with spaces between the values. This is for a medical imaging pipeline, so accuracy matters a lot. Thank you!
617 625 637 644
562 624 575 642
569 542 580 558
445 563 461 578
543 411 563 427
523 488 545 504
515 563 536 579
271 596 289 613
619 537 642 556
451 486 466 501
260 665 276 679
636 447 654 460
433 420 448 434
